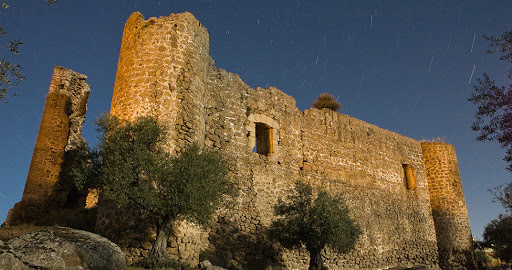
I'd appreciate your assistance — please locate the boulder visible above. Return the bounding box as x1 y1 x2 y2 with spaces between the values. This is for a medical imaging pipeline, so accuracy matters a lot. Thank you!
199 260 228 270
0 226 125 270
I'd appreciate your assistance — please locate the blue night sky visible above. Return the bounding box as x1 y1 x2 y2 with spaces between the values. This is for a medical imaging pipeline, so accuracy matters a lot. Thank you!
0 0 510 239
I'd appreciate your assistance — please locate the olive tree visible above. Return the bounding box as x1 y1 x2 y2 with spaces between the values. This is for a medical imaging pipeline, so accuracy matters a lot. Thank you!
73 114 236 263
269 181 361 270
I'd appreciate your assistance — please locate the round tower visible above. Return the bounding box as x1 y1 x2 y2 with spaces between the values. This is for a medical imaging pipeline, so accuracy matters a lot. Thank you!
421 142 476 270
110 12 211 153
100 12 214 265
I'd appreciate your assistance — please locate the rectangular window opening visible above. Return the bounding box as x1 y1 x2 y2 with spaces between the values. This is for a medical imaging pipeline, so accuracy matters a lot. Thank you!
403 164 416 190
255 122 273 156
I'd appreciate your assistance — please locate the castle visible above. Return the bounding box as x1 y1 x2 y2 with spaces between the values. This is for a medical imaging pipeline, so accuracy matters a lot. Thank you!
5 11 475 270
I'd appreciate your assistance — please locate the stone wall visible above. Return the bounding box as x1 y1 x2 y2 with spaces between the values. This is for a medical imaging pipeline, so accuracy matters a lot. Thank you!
96 11 472 270
110 11 212 154
3 11 476 270
5 66 90 225
201 70 440 269
421 142 476 269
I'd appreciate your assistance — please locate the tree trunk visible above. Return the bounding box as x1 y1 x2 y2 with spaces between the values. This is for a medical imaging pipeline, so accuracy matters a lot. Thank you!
147 217 173 261
308 247 326 270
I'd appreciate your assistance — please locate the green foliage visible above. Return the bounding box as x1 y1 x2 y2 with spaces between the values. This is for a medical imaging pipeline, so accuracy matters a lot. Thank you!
96 115 233 224
483 214 512 263
60 140 98 193
312 93 341 112
76 113 236 224
269 181 361 269
471 30 512 264
474 249 491 266
71 113 236 261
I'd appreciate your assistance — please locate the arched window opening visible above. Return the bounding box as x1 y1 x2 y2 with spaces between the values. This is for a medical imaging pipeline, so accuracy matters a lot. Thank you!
403 164 416 190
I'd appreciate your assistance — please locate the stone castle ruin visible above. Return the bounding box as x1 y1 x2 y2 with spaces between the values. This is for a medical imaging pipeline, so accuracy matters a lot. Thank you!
5 11 476 270
5 66 90 225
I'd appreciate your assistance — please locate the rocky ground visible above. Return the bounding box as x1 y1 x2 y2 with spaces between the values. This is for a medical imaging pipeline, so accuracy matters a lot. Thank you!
0 226 436 270
0 226 125 270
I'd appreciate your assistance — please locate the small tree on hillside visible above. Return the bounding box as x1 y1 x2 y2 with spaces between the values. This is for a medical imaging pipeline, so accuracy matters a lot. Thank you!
72 114 236 264
269 181 361 270
469 30 512 265
312 93 341 111
483 214 512 263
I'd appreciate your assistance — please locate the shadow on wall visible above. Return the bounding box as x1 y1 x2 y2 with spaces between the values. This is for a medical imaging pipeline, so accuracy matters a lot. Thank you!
206 216 284 270
430 209 476 270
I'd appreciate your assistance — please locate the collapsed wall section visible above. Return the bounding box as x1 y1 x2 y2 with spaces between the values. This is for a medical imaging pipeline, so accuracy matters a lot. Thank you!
421 142 476 269
4 66 90 225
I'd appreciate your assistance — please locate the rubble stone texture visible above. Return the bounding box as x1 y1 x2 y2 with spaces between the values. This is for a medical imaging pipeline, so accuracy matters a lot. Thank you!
99 11 476 270
4 66 90 225
422 142 476 269
4 11 476 270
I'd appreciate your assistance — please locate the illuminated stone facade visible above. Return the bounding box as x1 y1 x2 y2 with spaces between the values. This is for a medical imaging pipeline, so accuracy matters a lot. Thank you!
6 12 475 270
5 66 90 225
100 12 475 269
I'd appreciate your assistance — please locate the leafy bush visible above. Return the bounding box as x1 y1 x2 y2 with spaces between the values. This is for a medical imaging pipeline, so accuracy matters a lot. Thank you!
312 93 341 111
269 181 361 270
483 214 512 263
70 113 237 262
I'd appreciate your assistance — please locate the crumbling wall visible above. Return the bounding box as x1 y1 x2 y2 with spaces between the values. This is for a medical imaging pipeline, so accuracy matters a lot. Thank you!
99 11 214 264
99 11 473 270
110 11 211 154
4 66 90 226
422 142 476 269
201 68 440 269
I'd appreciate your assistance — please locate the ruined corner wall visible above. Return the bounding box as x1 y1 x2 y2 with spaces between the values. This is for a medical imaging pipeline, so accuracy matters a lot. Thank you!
421 142 476 269
4 66 90 226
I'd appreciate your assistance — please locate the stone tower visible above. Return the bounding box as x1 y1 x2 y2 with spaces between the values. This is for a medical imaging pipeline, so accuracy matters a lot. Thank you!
421 142 476 269
4 66 90 225
111 12 212 154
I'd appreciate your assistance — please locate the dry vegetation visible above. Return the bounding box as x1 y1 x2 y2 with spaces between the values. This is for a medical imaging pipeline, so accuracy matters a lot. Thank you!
312 93 341 111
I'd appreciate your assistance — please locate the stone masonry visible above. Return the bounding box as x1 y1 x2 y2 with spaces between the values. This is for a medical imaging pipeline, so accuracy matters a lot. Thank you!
95 11 476 270
422 143 476 269
5 66 90 226
4 11 476 270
